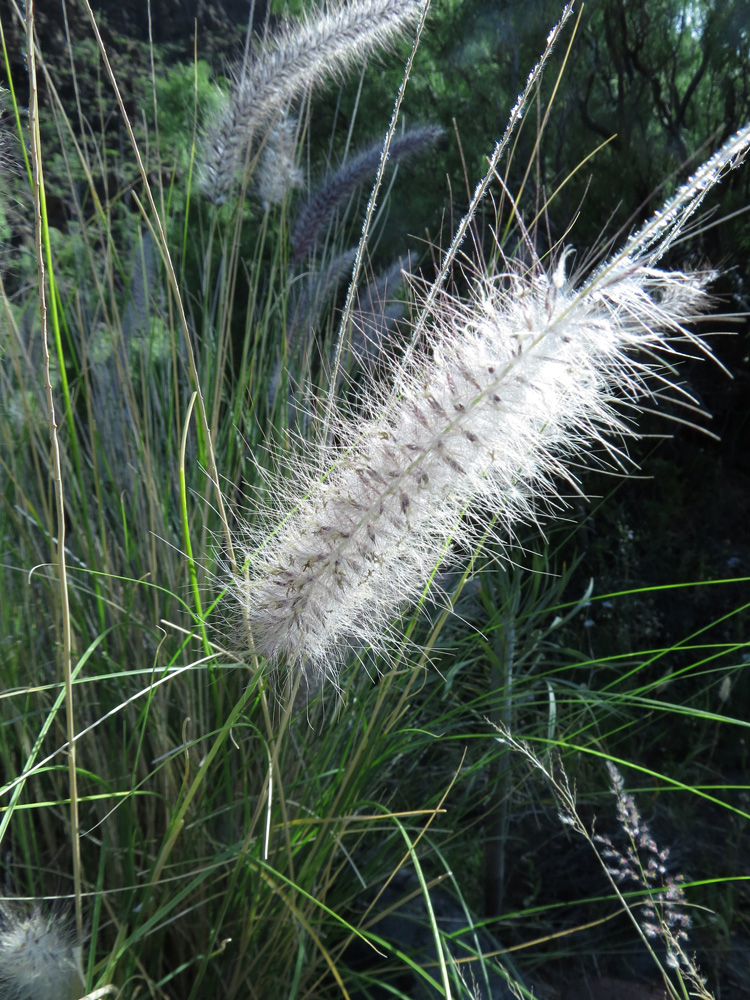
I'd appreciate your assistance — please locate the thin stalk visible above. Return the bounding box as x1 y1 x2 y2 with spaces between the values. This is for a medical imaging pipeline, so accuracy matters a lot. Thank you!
392 2 575 395
25 0 82 945
8 0 85 494
500 2 584 247
324 0 431 442
148 674 260 890
180 392 210 655
484 577 518 918
0 13 32 184
394 817 452 1000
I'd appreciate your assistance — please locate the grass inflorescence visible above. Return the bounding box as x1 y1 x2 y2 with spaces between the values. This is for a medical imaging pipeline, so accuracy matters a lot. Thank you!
1 1 749 999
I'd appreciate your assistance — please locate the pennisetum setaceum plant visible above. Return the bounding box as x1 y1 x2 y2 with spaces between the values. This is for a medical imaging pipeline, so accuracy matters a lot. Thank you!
1 1 749 998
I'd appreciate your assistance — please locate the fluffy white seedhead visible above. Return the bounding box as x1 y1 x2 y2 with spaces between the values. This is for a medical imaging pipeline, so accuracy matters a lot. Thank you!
199 0 425 201
0 904 82 1000
232 122 750 681
234 252 712 676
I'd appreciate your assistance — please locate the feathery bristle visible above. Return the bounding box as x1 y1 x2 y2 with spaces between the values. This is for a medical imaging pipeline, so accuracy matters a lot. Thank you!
231 88 750 680
234 251 714 675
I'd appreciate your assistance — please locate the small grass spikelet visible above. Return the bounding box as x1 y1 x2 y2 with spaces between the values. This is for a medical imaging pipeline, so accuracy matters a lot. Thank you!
595 763 693 972
0 903 82 1000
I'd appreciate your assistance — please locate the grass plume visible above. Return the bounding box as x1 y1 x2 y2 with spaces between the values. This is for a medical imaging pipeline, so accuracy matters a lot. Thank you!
291 124 443 258
232 123 750 678
256 114 305 209
595 762 693 974
0 904 82 1000
199 0 426 201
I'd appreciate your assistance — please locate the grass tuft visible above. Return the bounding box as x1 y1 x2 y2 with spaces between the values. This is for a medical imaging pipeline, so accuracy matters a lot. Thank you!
0 1 748 997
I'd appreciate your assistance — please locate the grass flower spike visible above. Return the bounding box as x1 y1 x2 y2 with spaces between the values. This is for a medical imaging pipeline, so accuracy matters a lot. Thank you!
0 904 82 1000
257 116 305 209
200 0 425 201
234 124 750 678
595 762 692 972
291 125 442 258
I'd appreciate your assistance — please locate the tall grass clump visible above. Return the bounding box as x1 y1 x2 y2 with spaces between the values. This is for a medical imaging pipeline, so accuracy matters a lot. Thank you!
1 1 749 998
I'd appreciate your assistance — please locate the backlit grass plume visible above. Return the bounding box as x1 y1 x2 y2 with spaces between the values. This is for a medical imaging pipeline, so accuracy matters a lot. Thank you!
233 123 750 679
0 903 82 1000
199 0 425 201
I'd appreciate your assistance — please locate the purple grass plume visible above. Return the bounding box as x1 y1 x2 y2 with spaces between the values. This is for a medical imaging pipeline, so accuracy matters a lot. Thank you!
495 729 708 992
291 126 442 258
232 122 750 679
199 0 425 202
